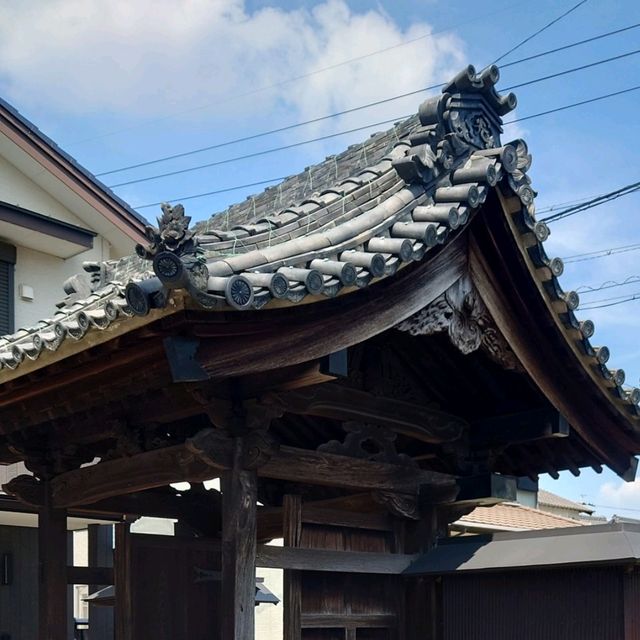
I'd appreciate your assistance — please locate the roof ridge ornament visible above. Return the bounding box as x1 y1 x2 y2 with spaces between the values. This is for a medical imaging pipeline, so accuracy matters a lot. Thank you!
124 202 209 315
393 64 518 186
135 202 207 289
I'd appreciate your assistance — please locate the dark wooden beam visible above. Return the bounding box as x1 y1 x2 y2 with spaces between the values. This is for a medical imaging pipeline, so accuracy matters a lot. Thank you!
66 565 114 585
263 383 466 444
3 476 221 535
50 440 227 507
302 613 396 629
38 482 67 640
470 408 569 449
256 545 418 574
260 445 454 495
49 430 456 508
221 438 257 640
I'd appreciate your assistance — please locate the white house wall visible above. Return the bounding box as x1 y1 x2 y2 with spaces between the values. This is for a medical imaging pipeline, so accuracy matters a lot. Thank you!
0 154 89 228
14 240 110 329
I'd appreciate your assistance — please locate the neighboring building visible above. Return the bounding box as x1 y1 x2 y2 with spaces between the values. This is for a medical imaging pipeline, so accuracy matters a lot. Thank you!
0 95 148 640
537 489 595 520
453 501 587 534
0 96 147 332
453 488 606 534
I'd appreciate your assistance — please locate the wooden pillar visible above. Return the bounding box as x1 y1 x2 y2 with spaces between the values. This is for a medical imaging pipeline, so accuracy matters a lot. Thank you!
38 481 68 640
114 523 132 640
283 495 302 640
221 437 257 640
88 524 114 640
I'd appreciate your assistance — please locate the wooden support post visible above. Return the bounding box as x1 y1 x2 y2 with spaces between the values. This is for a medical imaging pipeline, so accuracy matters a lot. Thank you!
221 437 257 640
283 495 302 640
88 524 114 640
114 523 133 640
38 481 68 640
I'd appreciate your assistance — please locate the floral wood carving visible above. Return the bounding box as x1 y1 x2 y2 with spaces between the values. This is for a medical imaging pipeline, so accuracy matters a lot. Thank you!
396 275 521 371
318 422 417 467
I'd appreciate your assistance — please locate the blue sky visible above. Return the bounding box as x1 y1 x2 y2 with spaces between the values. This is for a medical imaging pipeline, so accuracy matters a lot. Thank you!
0 0 638 518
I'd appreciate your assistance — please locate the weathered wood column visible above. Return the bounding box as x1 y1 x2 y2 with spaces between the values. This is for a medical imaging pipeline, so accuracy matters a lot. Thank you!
220 437 258 640
88 524 114 640
38 481 68 640
283 494 302 640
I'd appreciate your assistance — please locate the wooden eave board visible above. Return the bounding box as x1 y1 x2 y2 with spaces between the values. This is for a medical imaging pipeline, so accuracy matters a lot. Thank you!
469 188 640 477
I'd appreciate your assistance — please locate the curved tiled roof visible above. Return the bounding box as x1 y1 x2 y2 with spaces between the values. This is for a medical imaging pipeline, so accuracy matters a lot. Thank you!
0 63 638 439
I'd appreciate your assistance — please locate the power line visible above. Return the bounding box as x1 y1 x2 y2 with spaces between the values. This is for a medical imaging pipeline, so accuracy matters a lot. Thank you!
135 176 289 210
111 54 640 190
499 22 640 70
97 22 640 178
503 48 640 91
576 276 640 293
564 243 640 264
506 85 640 125
492 0 588 63
69 0 530 147
541 180 640 223
588 504 640 513
110 115 405 188
133 84 640 209
579 292 640 310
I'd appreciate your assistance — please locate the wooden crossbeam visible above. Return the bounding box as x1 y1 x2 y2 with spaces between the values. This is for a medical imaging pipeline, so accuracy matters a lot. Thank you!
67 566 114 585
43 430 455 508
255 545 418 574
262 383 466 444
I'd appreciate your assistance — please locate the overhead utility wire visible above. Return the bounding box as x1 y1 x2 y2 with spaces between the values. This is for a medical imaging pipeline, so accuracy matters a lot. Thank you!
110 54 640 190
492 0 588 63
97 22 640 179
507 85 640 125
499 22 640 69
564 243 640 264
541 180 640 223
503 48 640 91
576 276 640 293
71 1 529 147
110 115 405 188
579 292 640 310
133 84 640 209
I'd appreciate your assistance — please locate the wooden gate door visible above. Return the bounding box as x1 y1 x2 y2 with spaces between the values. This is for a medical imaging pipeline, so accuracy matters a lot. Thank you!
114 526 222 640
283 496 403 640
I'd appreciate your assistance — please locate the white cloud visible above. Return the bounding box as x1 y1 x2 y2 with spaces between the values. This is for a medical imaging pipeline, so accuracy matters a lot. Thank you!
0 0 465 128
598 477 640 510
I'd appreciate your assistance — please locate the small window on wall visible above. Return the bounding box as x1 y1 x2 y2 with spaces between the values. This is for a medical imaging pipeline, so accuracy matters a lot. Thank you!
0 241 16 336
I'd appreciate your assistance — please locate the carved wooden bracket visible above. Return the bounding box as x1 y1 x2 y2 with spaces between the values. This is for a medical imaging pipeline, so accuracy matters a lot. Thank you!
188 428 279 471
396 274 521 370
373 491 420 520
318 422 416 467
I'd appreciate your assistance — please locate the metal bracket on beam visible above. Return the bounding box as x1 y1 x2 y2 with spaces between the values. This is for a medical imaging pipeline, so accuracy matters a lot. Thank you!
163 336 209 382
